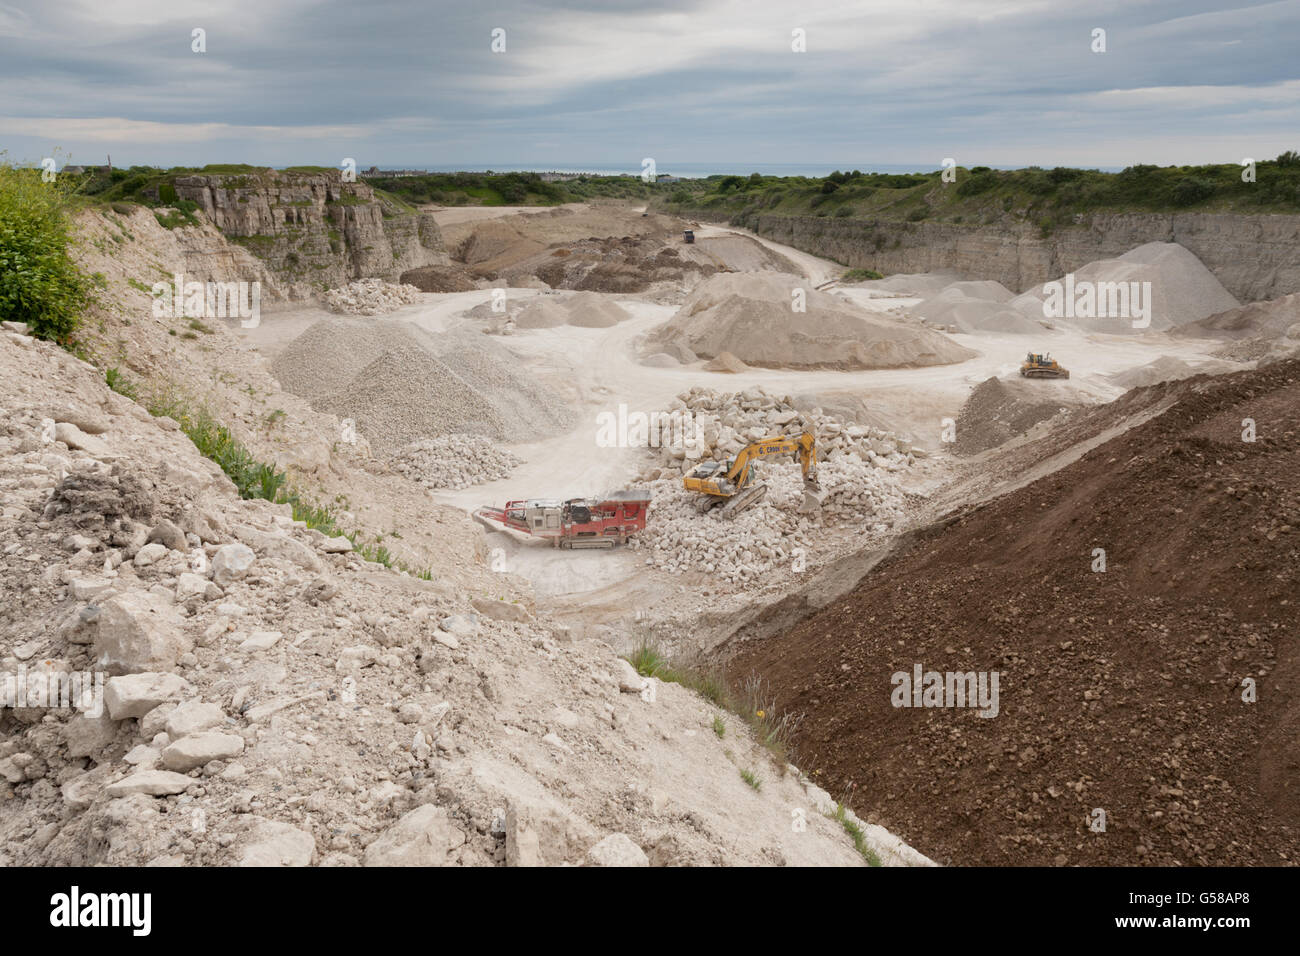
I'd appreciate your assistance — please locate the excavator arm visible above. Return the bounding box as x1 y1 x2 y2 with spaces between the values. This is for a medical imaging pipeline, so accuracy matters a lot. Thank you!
724 432 818 486
684 431 822 519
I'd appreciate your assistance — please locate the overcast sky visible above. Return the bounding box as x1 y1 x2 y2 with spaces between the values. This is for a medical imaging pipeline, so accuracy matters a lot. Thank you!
1 0 1298 172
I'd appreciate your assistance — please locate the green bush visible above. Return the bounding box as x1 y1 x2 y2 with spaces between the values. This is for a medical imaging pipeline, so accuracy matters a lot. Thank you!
0 160 89 342
1172 177 1216 206
956 170 999 197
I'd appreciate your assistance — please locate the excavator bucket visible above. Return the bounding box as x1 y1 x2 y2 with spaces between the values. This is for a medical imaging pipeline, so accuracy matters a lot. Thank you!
798 484 824 515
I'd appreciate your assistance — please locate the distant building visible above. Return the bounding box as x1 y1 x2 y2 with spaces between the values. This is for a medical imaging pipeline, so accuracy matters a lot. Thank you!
363 167 426 178
539 172 585 182
62 166 86 175
656 175 682 184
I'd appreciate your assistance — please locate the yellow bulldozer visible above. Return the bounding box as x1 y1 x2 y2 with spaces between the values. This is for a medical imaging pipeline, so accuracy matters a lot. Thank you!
1020 352 1070 379
682 432 823 519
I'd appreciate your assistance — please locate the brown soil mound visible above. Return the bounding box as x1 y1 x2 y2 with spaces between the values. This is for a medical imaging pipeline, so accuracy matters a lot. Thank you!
954 376 1075 455
399 264 478 292
454 220 544 270
727 358 1300 866
516 236 718 293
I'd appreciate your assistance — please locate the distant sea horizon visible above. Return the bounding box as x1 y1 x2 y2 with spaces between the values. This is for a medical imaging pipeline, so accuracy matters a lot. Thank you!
374 161 1122 177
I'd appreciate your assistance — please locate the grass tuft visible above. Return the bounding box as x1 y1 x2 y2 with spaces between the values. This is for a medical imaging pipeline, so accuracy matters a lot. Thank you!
832 804 883 866
626 638 800 762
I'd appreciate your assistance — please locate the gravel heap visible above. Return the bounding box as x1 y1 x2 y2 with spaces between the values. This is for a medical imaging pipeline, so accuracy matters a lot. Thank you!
314 345 507 456
627 387 915 584
272 319 572 452
648 272 974 369
911 281 1045 334
390 434 523 490
1176 292 1300 342
323 279 422 315
513 291 630 329
631 457 909 585
1009 242 1238 333
647 386 916 470
434 330 575 440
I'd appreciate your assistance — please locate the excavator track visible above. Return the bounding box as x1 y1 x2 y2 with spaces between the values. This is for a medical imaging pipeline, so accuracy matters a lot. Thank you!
719 482 768 519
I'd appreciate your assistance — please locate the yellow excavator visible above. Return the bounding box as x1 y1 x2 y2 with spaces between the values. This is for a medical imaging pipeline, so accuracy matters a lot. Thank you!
683 432 823 519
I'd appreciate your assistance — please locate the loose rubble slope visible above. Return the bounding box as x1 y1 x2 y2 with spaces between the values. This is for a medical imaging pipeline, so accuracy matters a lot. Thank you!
728 359 1300 866
0 326 930 867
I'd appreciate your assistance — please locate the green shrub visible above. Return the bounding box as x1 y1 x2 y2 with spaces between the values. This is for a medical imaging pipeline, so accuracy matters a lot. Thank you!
1172 177 1215 206
105 367 138 399
0 159 89 343
956 170 998 197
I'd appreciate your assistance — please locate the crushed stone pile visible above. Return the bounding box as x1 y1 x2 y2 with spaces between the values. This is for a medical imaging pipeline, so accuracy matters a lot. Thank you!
272 319 572 452
704 351 749 373
566 291 631 328
432 329 575 440
498 235 718 295
323 278 422 315
911 281 1045 334
1212 336 1300 364
390 435 522 490
649 272 975 369
1010 242 1239 333
1175 292 1300 342
514 291 630 329
315 344 507 455
271 317 397 401
513 296 569 329
631 460 909 585
850 272 963 296
626 387 916 583
1107 356 1236 390
645 385 918 471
